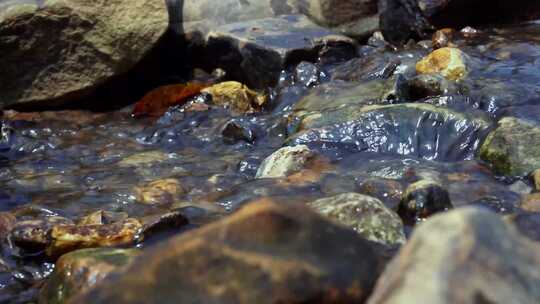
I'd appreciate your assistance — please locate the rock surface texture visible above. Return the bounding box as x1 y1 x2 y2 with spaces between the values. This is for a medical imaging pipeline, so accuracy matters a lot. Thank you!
368 207 540 304
0 0 168 108
73 200 392 303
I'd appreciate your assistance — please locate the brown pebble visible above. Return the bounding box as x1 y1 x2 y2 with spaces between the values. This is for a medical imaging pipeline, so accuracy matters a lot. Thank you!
432 28 455 50
522 193 540 212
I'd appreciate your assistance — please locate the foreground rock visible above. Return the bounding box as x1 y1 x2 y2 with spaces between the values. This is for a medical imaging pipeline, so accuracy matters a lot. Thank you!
308 193 405 245
40 248 139 304
368 207 540 304
0 0 168 108
200 15 356 88
74 199 392 303
480 117 540 176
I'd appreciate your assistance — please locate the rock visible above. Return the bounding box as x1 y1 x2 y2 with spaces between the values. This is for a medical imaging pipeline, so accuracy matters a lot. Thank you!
509 181 533 195
73 199 392 303
221 119 257 144
256 145 314 178
138 210 189 239
416 47 469 81
506 212 540 242
532 169 540 191
117 151 168 167
46 218 142 258
367 207 540 304
134 178 185 205
331 53 401 82
39 248 139 304
0 212 15 240
431 28 455 49
294 0 379 39
470 196 517 214
407 73 458 100
290 103 491 161
378 0 432 46
522 193 540 212
357 178 403 210
480 117 540 177
0 0 168 108
202 81 266 114
398 180 452 224
179 0 298 26
202 15 356 88
308 193 405 245
10 216 73 252
293 61 325 87
379 0 540 46
77 210 128 226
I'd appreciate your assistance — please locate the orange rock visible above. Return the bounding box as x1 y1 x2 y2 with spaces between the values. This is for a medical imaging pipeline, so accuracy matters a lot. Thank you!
132 83 208 118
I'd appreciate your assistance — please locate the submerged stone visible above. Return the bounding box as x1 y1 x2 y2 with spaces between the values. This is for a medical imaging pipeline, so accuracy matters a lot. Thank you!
290 103 491 161
134 178 185 205
73 199 392 303
309 193 406 245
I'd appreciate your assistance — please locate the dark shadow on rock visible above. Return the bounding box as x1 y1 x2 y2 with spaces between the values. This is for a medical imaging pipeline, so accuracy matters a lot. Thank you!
8 0 191 112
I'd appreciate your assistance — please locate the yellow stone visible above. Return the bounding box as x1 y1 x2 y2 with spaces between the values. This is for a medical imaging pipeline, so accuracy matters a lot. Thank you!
202 81 267 114
416 47 469 81
118 150 168 167
135 178 185 205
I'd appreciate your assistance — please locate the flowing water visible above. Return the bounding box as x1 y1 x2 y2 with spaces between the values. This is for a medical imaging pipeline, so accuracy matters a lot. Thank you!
1 22 540 302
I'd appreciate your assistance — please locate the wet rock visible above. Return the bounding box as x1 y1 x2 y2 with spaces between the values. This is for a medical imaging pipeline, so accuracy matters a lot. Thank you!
398 180 452 223
179 0 297 27
256 145 314 178
74 199 392 303
407 73 458 100
532 169 540 191
378 0 432 46
331 53 401 82
431 28 455 49
39 248 139 304
358 178 403 211
506 212 540 242
308 193 406 245
222 119 257 144
139 210 189 239
471 196 517 214
0 212 15 240
77 210 129 226
10 216 73 252
521 193 540 213
290 103 491 161
416 47 469 81
367 207 540 304
202 81 266 114
134 178 185 205
509 181 532 195
379 0 540 46
117 151 168 167
293 61 325 87
0 0 168 108
480 117 540 176
202 15 356 88
294 0 379 39
46 218 142 258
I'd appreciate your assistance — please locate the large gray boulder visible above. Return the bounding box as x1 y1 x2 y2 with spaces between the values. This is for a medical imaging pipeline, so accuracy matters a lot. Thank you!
368 207 540 304
0 0 169 108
